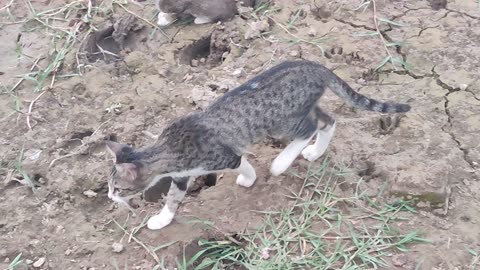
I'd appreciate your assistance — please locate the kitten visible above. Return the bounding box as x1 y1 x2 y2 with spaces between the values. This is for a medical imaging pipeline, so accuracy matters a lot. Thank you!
105 60 411 230
155 0 255 26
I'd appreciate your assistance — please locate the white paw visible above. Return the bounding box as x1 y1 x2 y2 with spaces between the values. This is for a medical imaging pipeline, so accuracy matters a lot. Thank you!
157 12 176 26
194 16 212 25
270 158 289 176
147 208 174 230
301 145 326 162
236 174 256 187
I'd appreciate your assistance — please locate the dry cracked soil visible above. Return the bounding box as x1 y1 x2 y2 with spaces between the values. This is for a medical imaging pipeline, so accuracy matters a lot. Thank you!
0 0 479 269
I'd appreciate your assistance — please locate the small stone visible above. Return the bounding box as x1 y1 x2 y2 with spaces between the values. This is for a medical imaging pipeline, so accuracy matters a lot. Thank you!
112 242 124 253
26 259 33 264
199 58 206 63
191 59 199 67
232 69 243 77
83 190 97 198
289 50 299 57
65 249 73 256
392 254 407 267
459 83 468 90
4 258 10 263
33 257 46 268
308 28 317 36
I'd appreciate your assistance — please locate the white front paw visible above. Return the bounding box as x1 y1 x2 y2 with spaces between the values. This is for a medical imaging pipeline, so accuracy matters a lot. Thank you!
270 159 288 176
193 16 212 25
301 145 326 162
147 209 174 230
157 12 176 26
236 174 256 187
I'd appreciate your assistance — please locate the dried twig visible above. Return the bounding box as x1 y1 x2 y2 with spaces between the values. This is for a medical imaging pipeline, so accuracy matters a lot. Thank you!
26 90 48 130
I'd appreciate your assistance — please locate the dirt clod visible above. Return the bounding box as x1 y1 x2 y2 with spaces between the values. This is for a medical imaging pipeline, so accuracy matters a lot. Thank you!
112 242 124 253
83 190 98 198
244 20 270 39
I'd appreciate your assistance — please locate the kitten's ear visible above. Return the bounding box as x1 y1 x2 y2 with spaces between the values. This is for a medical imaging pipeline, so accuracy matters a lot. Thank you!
115 163 138 182
105 141 131 163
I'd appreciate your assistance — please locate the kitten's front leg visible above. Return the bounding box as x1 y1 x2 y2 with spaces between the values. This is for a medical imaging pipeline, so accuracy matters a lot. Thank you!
147 176 190 230
235 156 257 187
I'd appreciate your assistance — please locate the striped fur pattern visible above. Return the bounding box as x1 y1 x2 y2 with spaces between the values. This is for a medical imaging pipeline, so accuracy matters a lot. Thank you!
105 60 411 230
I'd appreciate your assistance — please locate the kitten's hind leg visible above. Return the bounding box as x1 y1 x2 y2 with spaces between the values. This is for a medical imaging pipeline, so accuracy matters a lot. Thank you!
157 12 177 26
235 156 257 187
193 15 213 24
147 176 190 230
302 108 336 162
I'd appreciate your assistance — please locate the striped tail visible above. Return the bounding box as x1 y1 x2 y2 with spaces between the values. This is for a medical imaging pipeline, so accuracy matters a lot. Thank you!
327 74 411 113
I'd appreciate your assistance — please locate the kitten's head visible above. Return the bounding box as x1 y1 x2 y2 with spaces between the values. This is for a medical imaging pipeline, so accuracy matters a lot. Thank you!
105 141 151 205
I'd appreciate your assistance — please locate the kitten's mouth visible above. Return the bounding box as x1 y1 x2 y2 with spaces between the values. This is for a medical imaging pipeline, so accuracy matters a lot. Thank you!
109 189 140 215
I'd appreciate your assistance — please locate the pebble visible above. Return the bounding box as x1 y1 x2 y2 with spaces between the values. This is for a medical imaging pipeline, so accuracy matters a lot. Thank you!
232 69 243 77
65 249 73 256
459 83 468 90
191 59 199 67
308 28 317 36
289 50 300 57
26 259 33 264
33 257 46 268
112 242 124 253
83 190 97 198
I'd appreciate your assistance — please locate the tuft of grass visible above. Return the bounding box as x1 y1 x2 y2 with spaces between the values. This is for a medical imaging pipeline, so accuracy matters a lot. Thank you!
8 253 24 270
468 248 480 269
13 144 36 191
162 158 427 269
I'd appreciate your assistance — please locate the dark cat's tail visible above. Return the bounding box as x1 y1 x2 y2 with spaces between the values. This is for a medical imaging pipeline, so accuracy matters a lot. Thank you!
327 74 411 113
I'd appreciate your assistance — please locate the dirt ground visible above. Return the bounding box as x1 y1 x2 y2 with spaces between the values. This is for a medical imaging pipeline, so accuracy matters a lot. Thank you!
1 0 480 269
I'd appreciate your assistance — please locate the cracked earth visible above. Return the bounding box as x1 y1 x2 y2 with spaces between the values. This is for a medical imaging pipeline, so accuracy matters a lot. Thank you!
0 0 479 269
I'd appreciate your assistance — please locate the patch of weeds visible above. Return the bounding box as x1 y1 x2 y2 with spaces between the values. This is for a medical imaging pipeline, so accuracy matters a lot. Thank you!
161 158 427 269
12 144 36 191
352 0 412 71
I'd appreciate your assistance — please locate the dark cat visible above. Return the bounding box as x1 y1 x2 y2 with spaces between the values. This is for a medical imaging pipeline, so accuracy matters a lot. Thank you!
105 60 410 230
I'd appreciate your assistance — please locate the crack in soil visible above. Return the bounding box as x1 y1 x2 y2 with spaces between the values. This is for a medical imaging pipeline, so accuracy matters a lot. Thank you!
446 8 480 20
334 13 477 172
333 18 375 31
431 68 478 171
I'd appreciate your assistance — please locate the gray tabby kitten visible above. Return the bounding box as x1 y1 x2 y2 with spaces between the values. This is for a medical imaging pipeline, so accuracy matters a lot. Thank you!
105 60 410 231
155 0 255 26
